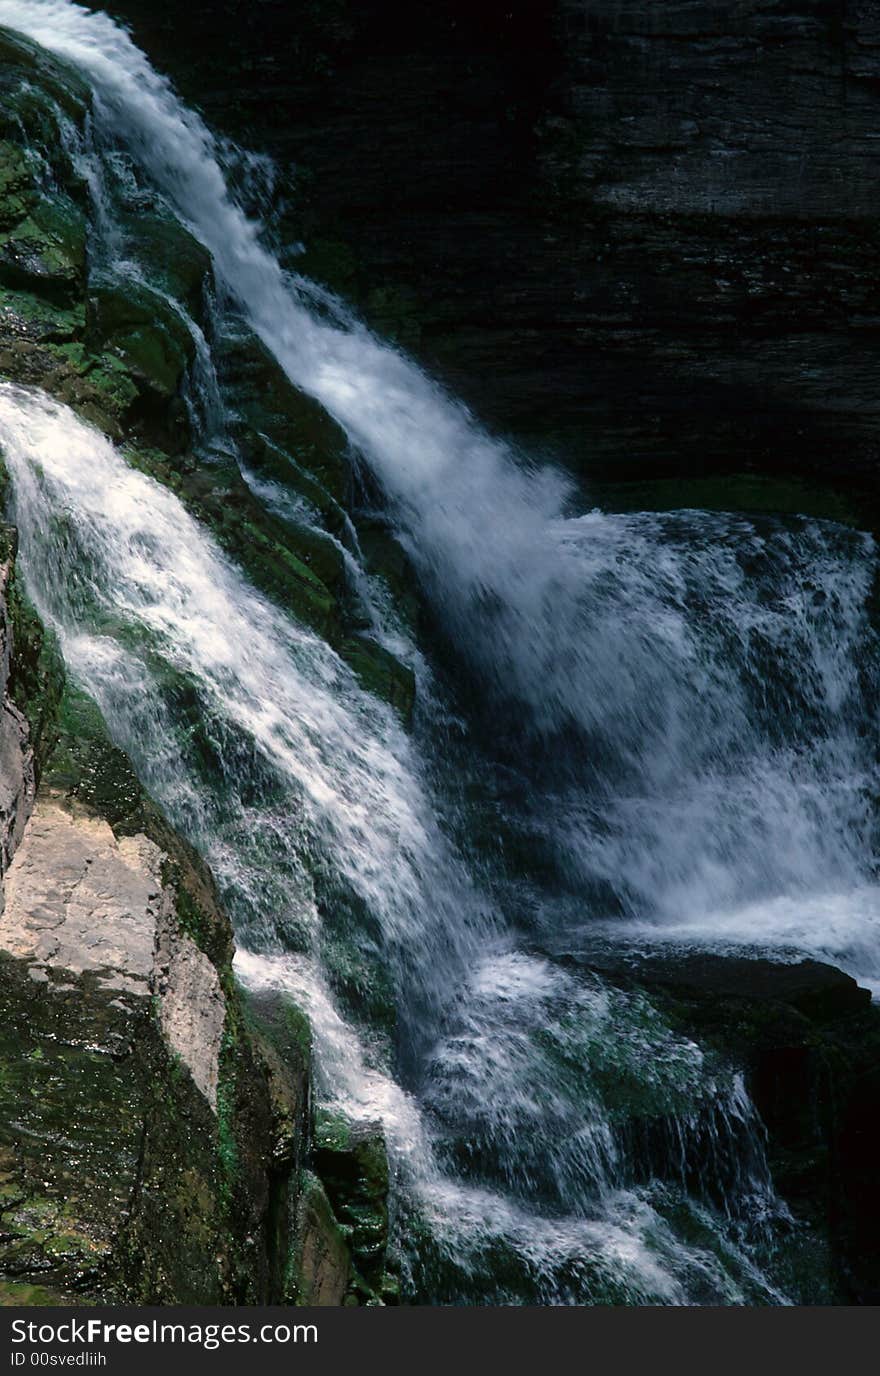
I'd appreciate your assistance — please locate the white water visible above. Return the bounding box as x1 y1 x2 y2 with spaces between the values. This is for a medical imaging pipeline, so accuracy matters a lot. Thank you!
1 0 879 1302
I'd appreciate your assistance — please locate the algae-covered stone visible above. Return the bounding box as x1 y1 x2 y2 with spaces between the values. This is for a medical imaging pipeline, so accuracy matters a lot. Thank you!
0 286 84 345
313 1109 390 1289
0 537 36 876
218 327 351 509
245 987 312 1169
0 30 90 130
0 196 87 305
89 279 195 400
120 211 212 319
0 142 35 230
0 336 140 439
340 635 415 725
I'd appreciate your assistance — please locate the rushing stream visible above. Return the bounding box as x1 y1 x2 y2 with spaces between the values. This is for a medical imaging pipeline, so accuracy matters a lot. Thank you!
0 0 878 1305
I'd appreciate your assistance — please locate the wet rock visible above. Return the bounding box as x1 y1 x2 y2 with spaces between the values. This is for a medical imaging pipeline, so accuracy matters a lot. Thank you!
293 1173 353 1306
89 279 196 401
0 541 34 875
0 197 86 306
120 212 212 320
577 951 872 1026
0 143 35 231
217 328 352 513
560 944 880 1303
313 1110 390 1289
0 30 90 129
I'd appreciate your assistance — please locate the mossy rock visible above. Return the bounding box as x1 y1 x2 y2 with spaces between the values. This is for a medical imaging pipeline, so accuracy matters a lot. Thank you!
0 956 140 1298
119 211 212 318
89 278 195 400
291 1172 352 1306
312 1110 390 1288
3 551 65 774
0 670 297 1304
355 515 422 632
0 141 35 230
0 336 138 437
316 897 397 1040
42 686 151 835
0 29 91 128
0 284 84 344
339 635 415 725
0 1280 75 1306
0 195 87 306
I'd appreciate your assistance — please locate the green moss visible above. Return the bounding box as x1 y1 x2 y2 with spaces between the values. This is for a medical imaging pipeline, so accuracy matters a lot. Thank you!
312 1110 389 1289
339 635 415 725
0 30 91 127
89 279 195 400
0 1281 74 1306
0 954 149 1298
215 1033 240 1194
0 197 86 305
118 212 211 317
0 284 84 343
321 931 397 1038
42 686 146 830
217 328 351 506
245 985 313 1068
291 1171 352 1306
0 141 35 230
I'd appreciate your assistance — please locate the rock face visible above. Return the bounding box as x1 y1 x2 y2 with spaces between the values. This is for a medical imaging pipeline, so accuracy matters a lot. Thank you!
99 0 880 515
0 798 227 1105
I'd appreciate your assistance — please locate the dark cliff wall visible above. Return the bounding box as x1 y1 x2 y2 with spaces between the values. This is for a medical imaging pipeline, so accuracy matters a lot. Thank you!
101 1 880 495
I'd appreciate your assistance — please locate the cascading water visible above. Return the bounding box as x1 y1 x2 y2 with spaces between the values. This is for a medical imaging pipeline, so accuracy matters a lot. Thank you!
0 0 878 1304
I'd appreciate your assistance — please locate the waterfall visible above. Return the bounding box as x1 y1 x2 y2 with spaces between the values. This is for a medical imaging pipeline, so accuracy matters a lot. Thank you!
0 0 878 1303
0 380 789 1305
